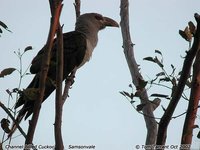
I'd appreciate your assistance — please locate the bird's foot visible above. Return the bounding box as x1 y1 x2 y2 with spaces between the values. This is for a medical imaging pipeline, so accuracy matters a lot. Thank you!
66 75 75 86
66 67 77 86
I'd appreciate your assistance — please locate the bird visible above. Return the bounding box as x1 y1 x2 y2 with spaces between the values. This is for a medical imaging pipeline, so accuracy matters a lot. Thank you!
9 13 119 136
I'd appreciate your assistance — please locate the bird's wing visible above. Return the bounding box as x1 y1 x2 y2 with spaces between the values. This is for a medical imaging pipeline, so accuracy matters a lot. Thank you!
30 31 87 75
14 31 87 118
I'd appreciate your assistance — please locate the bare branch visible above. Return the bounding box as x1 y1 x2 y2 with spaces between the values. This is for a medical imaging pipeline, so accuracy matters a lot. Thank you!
157 13 200 146
120 0 157 146
74 0 81 19
25 1 63 145
0 101 26 139
181 13 200 145
54 24 64 150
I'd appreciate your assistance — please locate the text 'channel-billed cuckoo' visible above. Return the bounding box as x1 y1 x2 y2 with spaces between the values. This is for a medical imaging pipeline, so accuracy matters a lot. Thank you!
9 13 119 136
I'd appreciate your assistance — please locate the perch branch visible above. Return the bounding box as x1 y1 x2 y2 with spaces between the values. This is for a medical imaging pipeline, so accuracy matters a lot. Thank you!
54 23 64 150
25 2 63 145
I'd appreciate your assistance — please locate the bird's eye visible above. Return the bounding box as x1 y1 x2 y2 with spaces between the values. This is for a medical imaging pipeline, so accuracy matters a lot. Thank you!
95 15 103 21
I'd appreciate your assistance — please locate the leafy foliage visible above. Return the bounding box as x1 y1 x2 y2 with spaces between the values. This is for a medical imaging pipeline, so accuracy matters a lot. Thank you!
0 46 33 143
143 50 164 68
121 21 197 121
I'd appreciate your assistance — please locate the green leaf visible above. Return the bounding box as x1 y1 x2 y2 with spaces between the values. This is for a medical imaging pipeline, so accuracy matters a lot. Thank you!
119 91 133 99
0 21 11 32
119 91 126 97
159 77 171 82
154 57 164 68
24 46 33 52
156 72 165 77
151 93 169 99
143 57 155 63
171 64 175 70
155 49 162 56
0 68 16 78
0 21 8 29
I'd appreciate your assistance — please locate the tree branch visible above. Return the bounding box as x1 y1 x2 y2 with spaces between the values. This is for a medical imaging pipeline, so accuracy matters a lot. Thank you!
120 0 157 146
181 13 200 145
0 101 26 139
54 23 64 150
73 0 81 19
25 1 63 146
54 1 80 149
157 13 200 146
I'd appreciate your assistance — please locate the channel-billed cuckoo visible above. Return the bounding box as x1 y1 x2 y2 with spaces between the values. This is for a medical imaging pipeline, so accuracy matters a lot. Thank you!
9 13 118 136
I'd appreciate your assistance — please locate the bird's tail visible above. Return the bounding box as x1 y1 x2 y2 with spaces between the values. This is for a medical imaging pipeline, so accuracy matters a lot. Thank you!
7 75 39 138
8 75 56 138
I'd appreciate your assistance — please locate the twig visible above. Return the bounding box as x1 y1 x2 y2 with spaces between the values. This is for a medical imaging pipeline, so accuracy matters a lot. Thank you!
120 0 157 146
0 101 26 139
157 13 200 146
125 96 188 120
54 23 64 150
73 0 81 19
25 2 63 146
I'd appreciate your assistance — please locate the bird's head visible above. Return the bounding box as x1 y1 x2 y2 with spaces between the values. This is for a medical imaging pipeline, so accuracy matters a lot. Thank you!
75 13 119 48
75 13 119 33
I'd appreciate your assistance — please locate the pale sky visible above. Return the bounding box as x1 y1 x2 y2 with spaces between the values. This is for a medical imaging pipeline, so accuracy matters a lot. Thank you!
0 0 200 150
